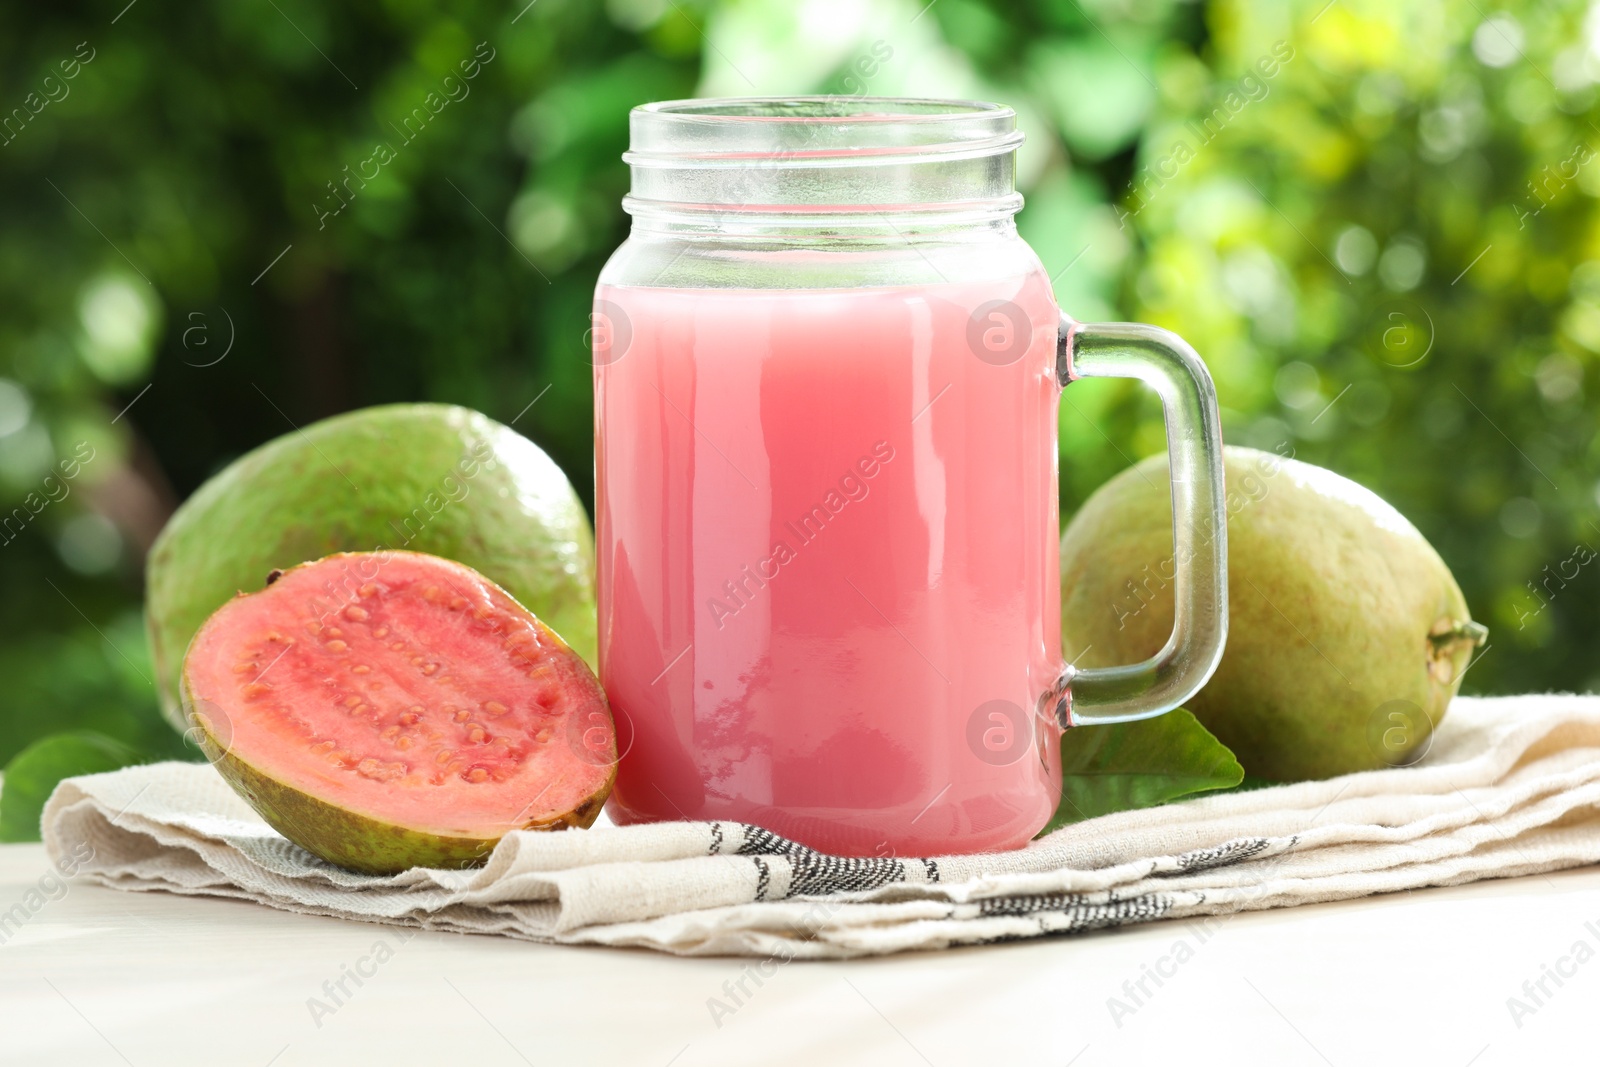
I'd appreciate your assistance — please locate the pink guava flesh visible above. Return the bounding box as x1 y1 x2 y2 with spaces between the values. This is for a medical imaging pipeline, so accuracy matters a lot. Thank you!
183 551 615 873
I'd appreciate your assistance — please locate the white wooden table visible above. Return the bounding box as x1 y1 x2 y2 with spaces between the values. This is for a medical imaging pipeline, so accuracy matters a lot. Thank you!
0 841 1593 1065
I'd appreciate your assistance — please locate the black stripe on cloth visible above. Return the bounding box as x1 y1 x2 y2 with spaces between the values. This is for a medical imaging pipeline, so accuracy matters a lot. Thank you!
1164 836 1278 874
752 857 771 901
974 893 1174 936
734 825 907 897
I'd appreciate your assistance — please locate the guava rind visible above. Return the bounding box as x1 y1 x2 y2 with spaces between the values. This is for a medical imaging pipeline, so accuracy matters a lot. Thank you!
148 404 596 734
188 727 607 875
1061 446 1481 781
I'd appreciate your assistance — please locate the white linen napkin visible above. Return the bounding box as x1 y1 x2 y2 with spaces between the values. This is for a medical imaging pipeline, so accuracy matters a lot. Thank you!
40 695 1600 958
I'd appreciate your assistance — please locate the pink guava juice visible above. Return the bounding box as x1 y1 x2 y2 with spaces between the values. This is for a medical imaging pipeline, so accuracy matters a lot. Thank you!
594 269 1065 855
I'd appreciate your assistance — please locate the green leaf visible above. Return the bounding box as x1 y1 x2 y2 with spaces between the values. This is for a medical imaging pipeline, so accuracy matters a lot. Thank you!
1043 708 1244 834
0 731 145 843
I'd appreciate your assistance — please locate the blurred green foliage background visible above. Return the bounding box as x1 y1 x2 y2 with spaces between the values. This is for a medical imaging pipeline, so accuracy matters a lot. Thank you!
2 0 1598 770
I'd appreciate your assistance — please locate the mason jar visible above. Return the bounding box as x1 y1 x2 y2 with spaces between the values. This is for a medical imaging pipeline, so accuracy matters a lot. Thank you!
592 98 1227 856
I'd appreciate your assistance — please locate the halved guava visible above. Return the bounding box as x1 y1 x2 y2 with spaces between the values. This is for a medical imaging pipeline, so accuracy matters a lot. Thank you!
183 551 616 874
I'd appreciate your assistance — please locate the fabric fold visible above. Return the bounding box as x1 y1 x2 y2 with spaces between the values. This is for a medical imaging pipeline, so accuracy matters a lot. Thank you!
40 695 1600 958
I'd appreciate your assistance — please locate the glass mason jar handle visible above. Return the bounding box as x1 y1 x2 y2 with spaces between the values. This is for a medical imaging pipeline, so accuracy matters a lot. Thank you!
1046 314 1229 727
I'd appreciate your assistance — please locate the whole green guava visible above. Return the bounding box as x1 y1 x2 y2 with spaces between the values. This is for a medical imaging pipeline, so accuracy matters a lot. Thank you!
1061 446 1485 781
146 404 596 734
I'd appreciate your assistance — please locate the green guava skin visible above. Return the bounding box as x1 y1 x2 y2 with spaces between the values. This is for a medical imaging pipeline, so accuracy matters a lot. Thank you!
1061 446 1481 782
193 726 498 874
148 404 597 734
185 689 608 877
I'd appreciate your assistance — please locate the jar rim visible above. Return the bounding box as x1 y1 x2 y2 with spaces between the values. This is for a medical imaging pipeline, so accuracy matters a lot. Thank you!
625 96 1024 169
635 96 1012 122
